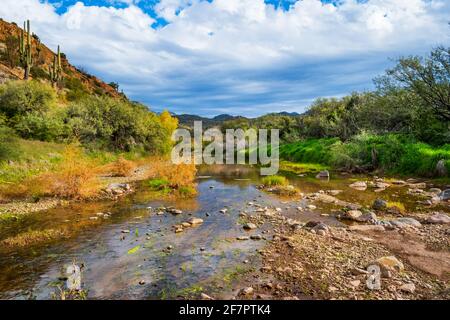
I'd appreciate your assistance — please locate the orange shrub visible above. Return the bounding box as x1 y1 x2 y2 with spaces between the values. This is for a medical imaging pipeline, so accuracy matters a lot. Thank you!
146 156 197 188
26 145 101 199
102 156 137 177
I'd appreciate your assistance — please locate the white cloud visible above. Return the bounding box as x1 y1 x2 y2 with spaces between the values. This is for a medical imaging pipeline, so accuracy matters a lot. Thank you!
0 0 449 116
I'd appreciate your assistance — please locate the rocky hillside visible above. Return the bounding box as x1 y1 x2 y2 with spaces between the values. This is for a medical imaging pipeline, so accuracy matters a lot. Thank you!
0 18 120 98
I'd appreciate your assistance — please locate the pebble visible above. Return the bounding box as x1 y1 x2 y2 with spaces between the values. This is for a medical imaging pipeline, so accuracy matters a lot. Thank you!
399 283 416 294
240 287 254 296
243 223 257 230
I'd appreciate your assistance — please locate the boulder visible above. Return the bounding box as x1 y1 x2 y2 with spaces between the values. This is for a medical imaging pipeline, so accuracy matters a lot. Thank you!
349 181 367 190
391 180 406 185
426 213 450 225
372 199 387 211
243 223 257 230
390 217 422 229
348 225 385 232
316 170 330 179
399 283 416 294
408 182 427 189
188 217 204 226
374 182 391 189
369 256 404 278
106 183 131 195
342 210 363 221
357 212 377 223
240 287 254 296
439 189 450 201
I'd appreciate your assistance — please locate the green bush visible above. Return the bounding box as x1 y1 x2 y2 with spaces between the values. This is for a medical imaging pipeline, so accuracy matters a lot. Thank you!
0 81 56 118
0 126 19 161
261 175 288 186
66 96 173 153
279 138 339 164
280 135 450 177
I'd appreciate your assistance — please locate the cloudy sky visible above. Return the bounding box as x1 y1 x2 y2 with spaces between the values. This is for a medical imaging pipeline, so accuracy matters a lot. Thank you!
0 0 449 116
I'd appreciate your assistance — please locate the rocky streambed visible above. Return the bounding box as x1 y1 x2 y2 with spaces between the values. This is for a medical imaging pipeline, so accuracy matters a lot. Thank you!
0 165 449 300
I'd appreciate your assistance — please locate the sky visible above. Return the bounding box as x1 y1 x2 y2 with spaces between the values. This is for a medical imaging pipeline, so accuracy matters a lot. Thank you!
0 0 449 117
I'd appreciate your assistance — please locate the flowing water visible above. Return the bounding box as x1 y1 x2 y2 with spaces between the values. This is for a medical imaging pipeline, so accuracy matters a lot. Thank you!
0 165 447 299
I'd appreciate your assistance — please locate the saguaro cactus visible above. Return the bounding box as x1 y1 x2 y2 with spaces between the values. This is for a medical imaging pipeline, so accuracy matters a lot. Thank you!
19 20 33 80
49 45 63 87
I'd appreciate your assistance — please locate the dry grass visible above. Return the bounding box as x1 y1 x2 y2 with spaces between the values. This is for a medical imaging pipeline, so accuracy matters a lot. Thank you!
145 157 197 188
101 156 137 177
1 228 67 248
141 156 197 196
1 145 101 200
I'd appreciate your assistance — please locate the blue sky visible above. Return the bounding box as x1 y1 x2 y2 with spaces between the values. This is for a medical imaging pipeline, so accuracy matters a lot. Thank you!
1 0 449 116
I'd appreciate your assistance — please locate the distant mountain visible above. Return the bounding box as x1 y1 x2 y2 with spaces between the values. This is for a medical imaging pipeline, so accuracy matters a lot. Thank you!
276 111 301 117
212 114 236 121
175 111 302 129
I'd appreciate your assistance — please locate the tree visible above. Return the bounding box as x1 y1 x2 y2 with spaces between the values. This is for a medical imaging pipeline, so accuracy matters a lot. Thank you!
376 46 450 121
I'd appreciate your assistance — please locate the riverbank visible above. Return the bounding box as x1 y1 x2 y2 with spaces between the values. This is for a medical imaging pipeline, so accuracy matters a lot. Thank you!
0 140 197 217
0 165 448 300
279 135 450 178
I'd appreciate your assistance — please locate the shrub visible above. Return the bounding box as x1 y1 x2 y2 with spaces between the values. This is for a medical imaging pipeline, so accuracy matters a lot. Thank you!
261 175 288 186
104 156 137 177
0 125 19 161
26 145 101 199
0 81 56 118
66 96 176 153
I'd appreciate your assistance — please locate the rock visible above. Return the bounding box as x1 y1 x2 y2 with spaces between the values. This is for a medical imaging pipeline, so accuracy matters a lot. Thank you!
429 188 442 194
372 199 387 211
370 256 404 278
181 222 191 227
349 181 367 190
188 217 204 226
89 216 98 220
139 280 146 285
342 210 363 221
167 208 183 214
390 217 422 229
306 204 317 210
106 183 131 195
374 182 391 189
408 182 426 189
316 170 330 179
327 190 343 196
426 213 450 224
250 234 263 240
311 222 329 235
357 212 377 223
348 225 385 232
399 283 416 294
219 208 228 214
304 221 321 228
240 287 254 296
175 227 184 233
260 266 272 272
237 236 250 240
350 280 361 287
435 159 447 177
392 180 406 185
439 189 450 201
200 293 213 300
121 230 130 233
243 223 257 230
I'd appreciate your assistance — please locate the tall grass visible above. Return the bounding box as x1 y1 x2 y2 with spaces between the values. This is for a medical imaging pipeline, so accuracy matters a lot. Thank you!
279 134 450 177
261 175 288 186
